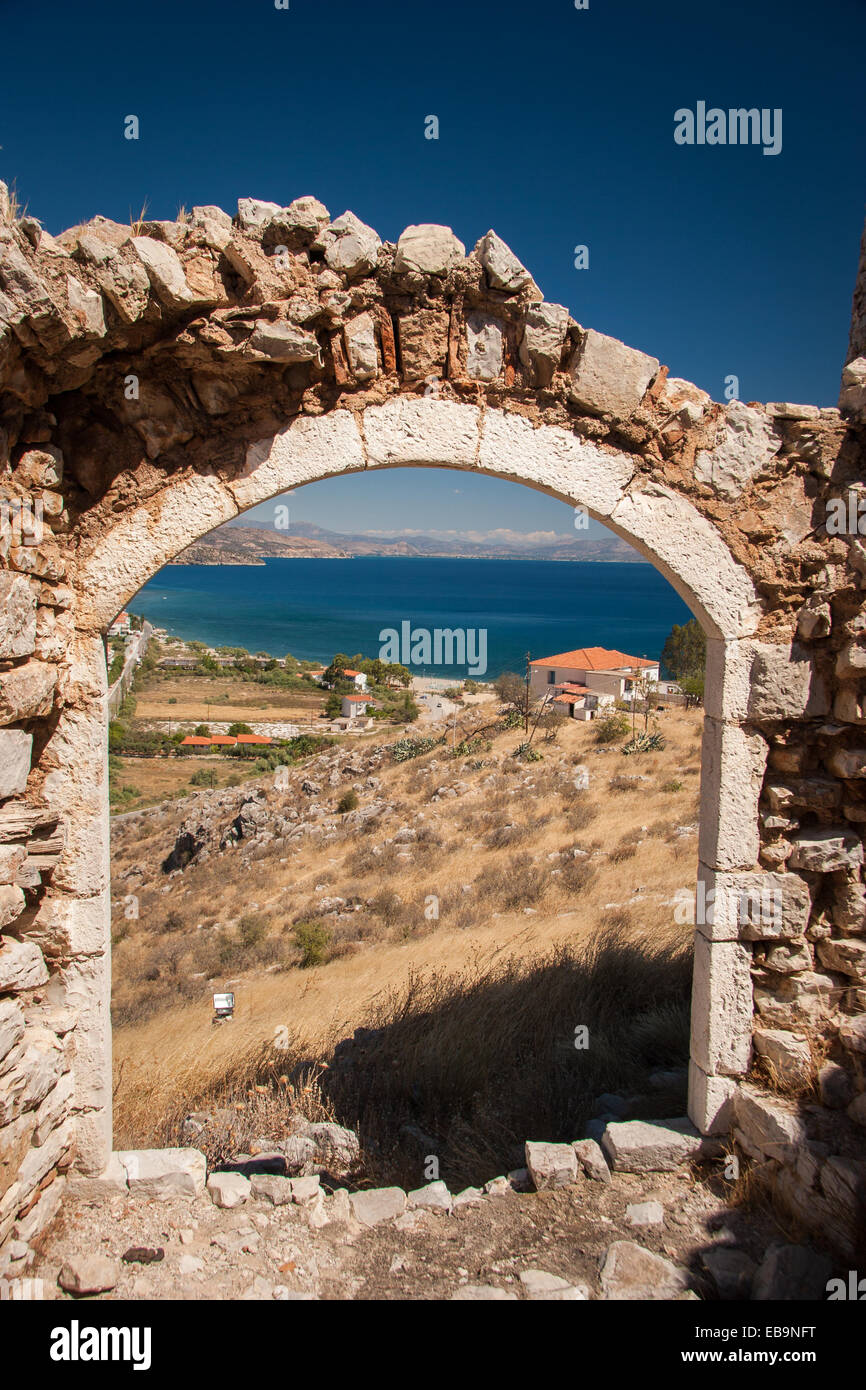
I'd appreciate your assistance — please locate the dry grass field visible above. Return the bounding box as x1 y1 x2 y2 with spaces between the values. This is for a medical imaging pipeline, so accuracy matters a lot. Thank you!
110 705 705 1186
133 673 327 725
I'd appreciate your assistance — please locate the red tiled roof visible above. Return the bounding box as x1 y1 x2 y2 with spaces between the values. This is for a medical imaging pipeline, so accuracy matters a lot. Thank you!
553 693 576 703
181 736 211 746
342 669 363 678
236 734 272 745
558 682 591 694
210 735 237 746
530 646 657 671
343 694 369 703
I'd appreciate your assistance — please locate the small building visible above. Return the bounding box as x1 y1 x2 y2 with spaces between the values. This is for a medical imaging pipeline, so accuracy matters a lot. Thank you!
236 734 273 746
341 694 370 719
341 668 368 690
108 611 131 638
180 735 212 749
530 646 660 710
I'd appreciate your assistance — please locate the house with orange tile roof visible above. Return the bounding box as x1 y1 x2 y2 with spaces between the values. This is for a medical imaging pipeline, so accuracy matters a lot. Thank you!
339 668 368 690
341 693 371 719
530 646 660 719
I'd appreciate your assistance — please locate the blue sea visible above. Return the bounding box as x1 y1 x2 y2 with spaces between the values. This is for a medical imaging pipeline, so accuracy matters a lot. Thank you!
132 558 692 680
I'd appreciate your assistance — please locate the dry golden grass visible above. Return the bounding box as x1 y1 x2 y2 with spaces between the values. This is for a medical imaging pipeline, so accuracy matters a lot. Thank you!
112 706 704 1178
134 672 326 724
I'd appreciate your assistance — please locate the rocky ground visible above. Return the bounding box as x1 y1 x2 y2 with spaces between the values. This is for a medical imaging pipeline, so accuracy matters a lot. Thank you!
12 1108 839 1303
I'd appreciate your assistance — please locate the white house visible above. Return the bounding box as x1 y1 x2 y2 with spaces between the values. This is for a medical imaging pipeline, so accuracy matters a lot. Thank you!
108 611 131 638
341 694 370 719
530 646 660 715
341 668 368 690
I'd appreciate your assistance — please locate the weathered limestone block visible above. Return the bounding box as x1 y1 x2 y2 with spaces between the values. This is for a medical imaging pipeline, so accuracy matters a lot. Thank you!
601 1118 718 1172
0 731 32 801
765 779 840 816
65 274 105 336
348 1186 406 1226
572 1138 611 1182
0 1026 65 1125
79 238 150 323
236 198 281 232
0 660 56 724
525 1140 579 1189
263 196 330 248
22 892 108 960
465 311 504 381
394 224 465 276
13 1171 65 1244
753 1027 812 1086
747 642 829 720
733 1084 807 1160
397 309 449 381
474 230 537 295
788 826 863 873
690 933 753 1075
608 489 760 642
233 412 365 514
16 1115 74 1192
117 1147 207 1199
0 999 24 1063
519 301 569 386
246 319 321 363
365 397 480 471
343 312 379 382
14 445 63 489
687 1062 737 1134
569 328 659 419
839 355 866 419
839 1013 866 1053
698 720 767 871
759 939 813 974
830 871 866 934
314 211 381 279
696 867 811 942
826 746 866 779
599 1241 689 1301
754 971 842 1028
207 1171 250 1208
694 401 781 498
0 884 26 929
407 1180 452 1212
479 411 632 516
32 1068 74 1146
817 937 866 978
131 237 209 311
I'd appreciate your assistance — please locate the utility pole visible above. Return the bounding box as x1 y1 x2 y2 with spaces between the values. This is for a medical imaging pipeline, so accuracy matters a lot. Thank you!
524 652 532 737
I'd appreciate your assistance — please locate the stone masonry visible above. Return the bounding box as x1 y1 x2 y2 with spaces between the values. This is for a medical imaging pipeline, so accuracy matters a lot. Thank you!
1 186 865 1260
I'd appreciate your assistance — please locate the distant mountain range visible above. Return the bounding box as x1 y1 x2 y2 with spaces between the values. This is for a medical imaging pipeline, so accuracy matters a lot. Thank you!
172 521 646 566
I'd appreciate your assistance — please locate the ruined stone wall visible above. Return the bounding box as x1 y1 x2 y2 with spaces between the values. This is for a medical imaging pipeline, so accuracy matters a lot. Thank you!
0 186 864 1264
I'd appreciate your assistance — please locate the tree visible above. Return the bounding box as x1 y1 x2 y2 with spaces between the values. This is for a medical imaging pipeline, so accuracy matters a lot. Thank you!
661 619 705 680
194 724 210 737
227 722 253 736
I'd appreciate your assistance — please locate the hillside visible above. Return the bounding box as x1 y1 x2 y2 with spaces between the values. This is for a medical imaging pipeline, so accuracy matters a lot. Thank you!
171 521 646 566
110 703 704 1187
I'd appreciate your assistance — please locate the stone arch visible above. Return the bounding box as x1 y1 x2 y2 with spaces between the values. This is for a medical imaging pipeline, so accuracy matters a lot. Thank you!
1 192 864 1259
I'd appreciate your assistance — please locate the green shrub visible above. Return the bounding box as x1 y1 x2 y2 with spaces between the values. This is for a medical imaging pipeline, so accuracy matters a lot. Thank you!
593 709 630 744
337 789 359 814
293 921 331 968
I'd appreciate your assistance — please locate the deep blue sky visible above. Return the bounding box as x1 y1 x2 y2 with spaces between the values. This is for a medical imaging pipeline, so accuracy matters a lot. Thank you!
3 0 864 539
